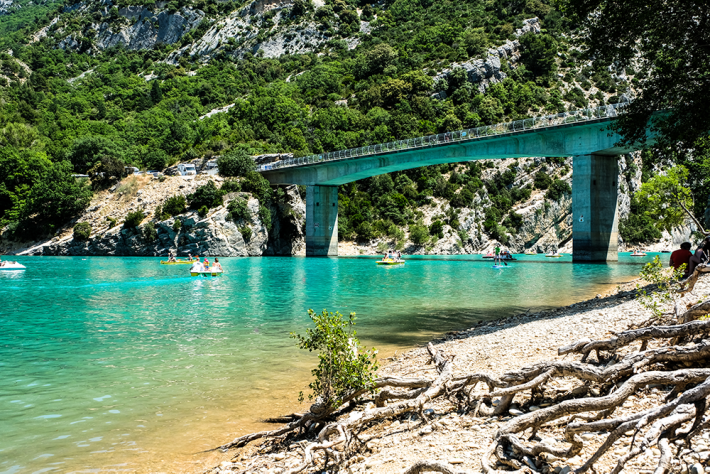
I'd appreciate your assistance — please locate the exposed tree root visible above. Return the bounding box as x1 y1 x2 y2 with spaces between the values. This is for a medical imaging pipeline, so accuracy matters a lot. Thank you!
216 293 710 474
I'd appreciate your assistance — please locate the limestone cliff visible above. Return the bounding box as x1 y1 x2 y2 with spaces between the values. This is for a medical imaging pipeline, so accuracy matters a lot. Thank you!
11 175 305 257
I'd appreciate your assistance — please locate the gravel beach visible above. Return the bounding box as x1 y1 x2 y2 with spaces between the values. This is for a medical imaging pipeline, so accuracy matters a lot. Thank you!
212 274 710 474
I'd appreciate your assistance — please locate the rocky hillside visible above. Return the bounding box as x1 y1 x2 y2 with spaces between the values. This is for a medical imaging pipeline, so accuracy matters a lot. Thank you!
2 0 706 254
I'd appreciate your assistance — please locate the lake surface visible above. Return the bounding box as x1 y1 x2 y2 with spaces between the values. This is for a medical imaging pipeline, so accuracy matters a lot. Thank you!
0 253 661 473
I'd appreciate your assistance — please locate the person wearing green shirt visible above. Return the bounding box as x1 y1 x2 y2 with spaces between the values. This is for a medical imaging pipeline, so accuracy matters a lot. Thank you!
494 245 501 266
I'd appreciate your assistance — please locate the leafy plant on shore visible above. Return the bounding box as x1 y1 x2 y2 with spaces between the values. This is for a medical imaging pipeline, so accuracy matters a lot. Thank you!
291 309 378 412
239 225 252 242
142 221 158 242
636 256 686 318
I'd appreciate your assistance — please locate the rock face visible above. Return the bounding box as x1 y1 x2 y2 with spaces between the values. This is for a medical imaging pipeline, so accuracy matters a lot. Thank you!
16 178 305 257
432 18 540 94
59 6 203 51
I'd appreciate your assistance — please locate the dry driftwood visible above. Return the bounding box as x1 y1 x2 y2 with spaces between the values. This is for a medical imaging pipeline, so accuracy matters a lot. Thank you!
217 295 710 474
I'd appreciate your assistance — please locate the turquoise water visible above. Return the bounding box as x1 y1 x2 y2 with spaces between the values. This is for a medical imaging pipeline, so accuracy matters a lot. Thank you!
0 253 660 473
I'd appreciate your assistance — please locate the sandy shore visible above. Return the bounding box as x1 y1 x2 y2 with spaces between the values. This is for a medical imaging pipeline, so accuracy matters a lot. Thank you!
210 274 710 474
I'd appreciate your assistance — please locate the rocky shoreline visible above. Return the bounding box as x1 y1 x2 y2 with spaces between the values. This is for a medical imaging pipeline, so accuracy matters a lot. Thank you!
209 273 710 474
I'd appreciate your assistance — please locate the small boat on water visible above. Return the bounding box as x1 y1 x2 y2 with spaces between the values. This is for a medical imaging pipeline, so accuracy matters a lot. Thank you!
190 269 223 277
377 259 405 265
545 252 563 258
161 259 196 265
483 251 517 261
0 261 26 270
630 250 647 257
524 250 536 255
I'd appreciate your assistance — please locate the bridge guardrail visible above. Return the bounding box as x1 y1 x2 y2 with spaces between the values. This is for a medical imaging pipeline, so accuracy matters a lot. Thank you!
258 102 626 172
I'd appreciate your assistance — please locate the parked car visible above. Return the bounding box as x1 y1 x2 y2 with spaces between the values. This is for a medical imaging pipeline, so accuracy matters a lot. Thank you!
177 163 197 176
147 170 163 178
201 159 218 175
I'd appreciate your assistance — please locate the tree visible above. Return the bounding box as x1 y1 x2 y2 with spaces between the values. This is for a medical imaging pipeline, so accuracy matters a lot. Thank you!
162 195 187 216
73 222 92 241
124 210 145 228
635 165 708 235
217 149 255 177
560 0 710 150
518 33 558 78
87 155 125 189
290 309 378 412
188 182 223 210
66 136 125 174
150 80 163 104
143 149 168 170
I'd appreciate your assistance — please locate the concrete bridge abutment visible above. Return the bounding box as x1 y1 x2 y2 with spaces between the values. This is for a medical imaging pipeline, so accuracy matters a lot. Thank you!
305 185 339 256
572 154 619 262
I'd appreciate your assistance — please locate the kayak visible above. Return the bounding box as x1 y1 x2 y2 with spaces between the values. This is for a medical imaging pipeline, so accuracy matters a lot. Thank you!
190 270 223 277
0 262 25 270
377 260 405 265
630 252 647 257
524 251 536 255
545 254 563 258
161 260 196 265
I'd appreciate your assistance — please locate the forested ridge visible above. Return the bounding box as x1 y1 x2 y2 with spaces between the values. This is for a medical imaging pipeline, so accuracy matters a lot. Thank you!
0 0 704 247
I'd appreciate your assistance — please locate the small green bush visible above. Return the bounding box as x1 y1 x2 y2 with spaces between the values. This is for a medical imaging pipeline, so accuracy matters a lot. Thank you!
227 199 250 221
106 217 117 229
189 182 223 210
291 309 378 411
154 204 170 221
258 205 272 231
73 222 92 241
239 226 252 241
221 179 241 194
217 149 255 177
143 221 158 241
124 210 145 228
546 179 572 201
163 195 187 216
534 171 553 190
409 224 429 245
429 220 444 238
198 205 209 218
172 219 182 231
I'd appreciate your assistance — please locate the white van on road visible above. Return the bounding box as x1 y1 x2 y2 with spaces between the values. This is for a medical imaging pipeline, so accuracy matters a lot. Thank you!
177 164 197 176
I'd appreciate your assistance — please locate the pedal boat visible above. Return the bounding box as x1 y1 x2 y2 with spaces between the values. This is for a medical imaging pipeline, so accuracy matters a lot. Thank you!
377 259 405 266
0 262 26 270
161 259 196 265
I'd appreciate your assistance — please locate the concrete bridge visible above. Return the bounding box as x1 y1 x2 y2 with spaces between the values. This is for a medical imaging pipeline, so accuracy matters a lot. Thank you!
260 103 649 261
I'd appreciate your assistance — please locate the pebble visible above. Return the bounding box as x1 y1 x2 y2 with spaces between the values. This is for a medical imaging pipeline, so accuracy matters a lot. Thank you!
529 405 541 411
509 408 524 416
449 458 464 464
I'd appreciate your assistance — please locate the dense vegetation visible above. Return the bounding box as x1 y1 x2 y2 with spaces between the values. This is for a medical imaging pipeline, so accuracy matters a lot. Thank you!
0 0 706 244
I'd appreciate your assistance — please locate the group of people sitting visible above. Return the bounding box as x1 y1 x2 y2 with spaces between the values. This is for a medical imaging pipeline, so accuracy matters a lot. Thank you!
382 250 403 262
670 237 710 277
190 257 222 272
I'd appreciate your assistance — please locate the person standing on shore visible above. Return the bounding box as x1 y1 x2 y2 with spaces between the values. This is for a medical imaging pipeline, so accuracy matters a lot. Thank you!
670 242 693 275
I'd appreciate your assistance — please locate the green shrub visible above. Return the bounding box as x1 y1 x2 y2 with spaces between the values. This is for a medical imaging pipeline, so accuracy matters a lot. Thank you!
172 219 182 231
429 220 444 238
239 226 252 241
124 210 145 228
227 199 250 221
221 179 241 194
153 204 170 221
198 205 209 218
73 222 92 241
457 228 469 243
546 179 571 201
503 212 524 229
258 205 272 231
143 221 158 241
163 195 187 216
189 182 223 210
217 149 255 177
242 171 273 204
291 309 378 411
534 171 552 190
356 222 375 241
409 224 429 245
106 217 117 229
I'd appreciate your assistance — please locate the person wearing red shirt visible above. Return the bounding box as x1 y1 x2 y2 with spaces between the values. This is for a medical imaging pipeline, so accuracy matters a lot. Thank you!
670 242 693 275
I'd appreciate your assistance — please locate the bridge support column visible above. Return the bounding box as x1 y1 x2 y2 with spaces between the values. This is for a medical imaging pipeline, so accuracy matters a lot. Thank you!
306 186 338 256
573 154 619 262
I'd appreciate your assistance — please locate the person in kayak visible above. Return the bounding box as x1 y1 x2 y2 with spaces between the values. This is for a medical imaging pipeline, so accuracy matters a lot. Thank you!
168 251 176 263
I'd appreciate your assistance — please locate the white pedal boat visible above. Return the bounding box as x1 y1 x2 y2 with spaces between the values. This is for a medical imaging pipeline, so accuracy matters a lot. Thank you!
0 261 26 270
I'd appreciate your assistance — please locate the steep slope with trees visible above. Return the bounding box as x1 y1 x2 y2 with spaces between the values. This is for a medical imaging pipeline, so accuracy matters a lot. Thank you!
0 0 705 253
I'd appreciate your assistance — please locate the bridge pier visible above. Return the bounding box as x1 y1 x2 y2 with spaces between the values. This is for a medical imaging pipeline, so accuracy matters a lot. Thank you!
305 185 339 256
572 154 619 262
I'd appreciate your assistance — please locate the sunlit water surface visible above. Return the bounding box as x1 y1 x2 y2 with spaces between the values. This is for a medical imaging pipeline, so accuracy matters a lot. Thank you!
0 253 661 473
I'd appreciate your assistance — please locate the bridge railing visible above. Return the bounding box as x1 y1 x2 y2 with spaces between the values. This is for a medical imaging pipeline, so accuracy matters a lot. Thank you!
258 102 627 172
